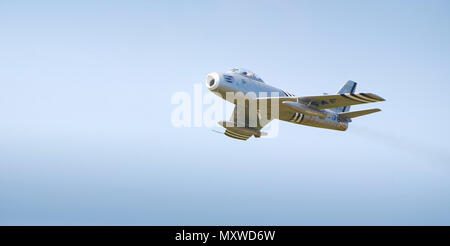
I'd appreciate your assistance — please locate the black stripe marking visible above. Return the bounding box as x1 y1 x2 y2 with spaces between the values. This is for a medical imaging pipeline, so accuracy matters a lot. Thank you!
360 93 380 101
351 93 374 103
341 93 360 102
295 113 302 123
227 130 251 139
290 113 297 121
284 91 295 97
226 130 251 139
289 113 296 121
356 94 377 102
225 131 248 140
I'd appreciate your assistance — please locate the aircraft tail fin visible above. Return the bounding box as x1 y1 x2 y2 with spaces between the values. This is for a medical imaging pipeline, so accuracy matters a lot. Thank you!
338 108 381 121
331 80 357 113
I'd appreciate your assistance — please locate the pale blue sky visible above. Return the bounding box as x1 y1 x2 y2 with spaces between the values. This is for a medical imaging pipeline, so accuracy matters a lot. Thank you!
1 0 450 225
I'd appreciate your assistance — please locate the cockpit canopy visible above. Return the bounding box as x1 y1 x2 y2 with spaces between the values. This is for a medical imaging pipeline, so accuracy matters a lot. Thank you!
228 68 264 83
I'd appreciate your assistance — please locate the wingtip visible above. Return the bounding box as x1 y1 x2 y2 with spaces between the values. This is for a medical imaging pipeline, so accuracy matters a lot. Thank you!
366 93 386 101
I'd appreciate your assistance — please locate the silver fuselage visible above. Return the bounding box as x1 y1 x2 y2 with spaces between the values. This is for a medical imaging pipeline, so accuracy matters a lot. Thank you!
206 71 348 131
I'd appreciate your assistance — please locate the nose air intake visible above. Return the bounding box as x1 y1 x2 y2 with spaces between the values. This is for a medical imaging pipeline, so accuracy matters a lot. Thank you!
205 73 220 90
207 75 215 87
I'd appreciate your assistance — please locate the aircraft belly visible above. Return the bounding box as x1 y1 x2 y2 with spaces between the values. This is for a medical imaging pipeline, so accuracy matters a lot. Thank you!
280 111 348 131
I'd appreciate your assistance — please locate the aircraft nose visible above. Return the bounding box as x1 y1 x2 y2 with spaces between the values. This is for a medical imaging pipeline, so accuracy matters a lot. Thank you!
205 72 221 90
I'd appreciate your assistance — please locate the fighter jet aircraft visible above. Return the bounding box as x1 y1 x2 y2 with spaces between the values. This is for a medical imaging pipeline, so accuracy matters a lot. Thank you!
206 68 385 140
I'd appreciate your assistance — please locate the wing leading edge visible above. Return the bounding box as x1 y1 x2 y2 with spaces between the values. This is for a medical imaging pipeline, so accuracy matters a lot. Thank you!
257 92 385 110
298 93 385 109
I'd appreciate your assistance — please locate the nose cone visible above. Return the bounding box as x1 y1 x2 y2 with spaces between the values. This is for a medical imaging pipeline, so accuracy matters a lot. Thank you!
205 72 221 90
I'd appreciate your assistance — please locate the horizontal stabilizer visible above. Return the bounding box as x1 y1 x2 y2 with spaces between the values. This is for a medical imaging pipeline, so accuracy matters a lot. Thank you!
338 108 381 120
